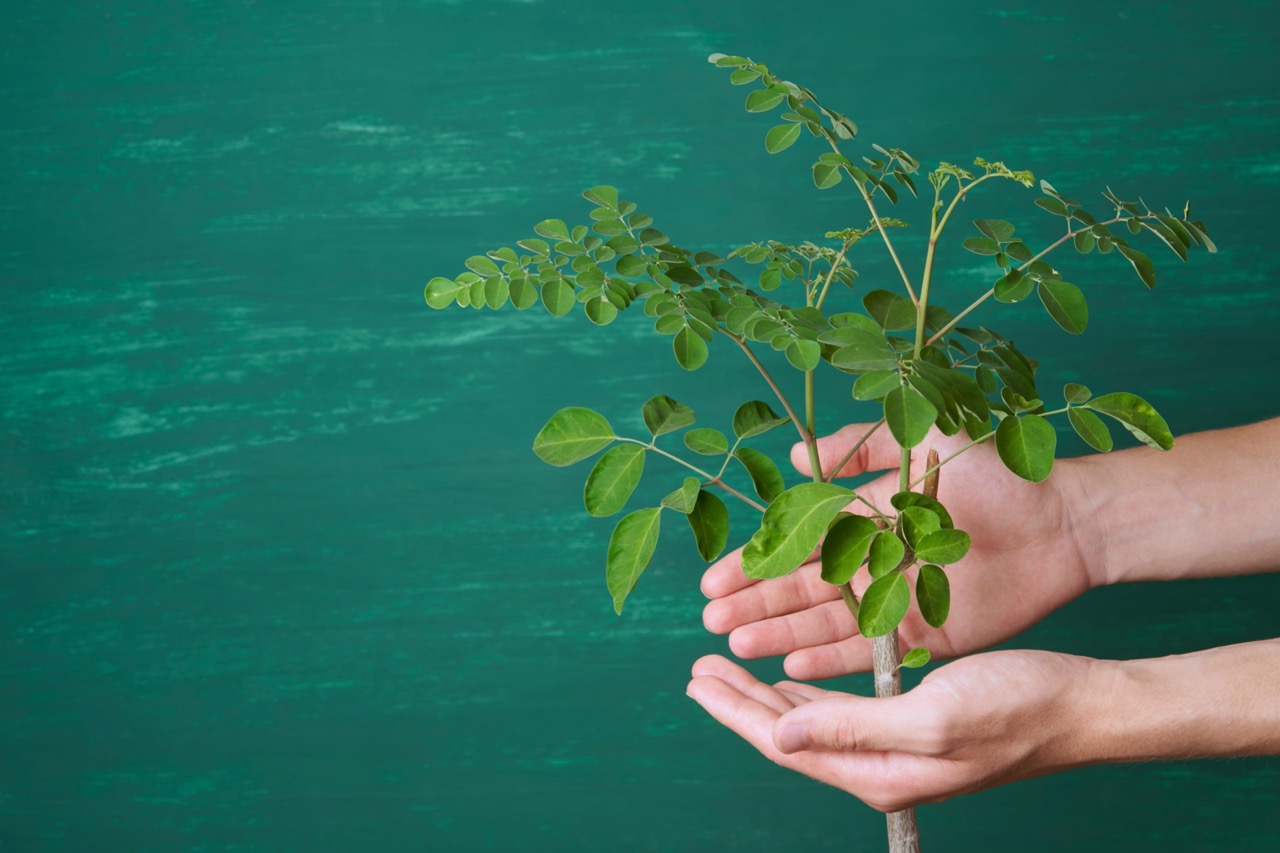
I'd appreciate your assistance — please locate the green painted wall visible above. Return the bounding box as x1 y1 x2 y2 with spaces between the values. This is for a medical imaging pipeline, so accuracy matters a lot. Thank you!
2 1 1277 850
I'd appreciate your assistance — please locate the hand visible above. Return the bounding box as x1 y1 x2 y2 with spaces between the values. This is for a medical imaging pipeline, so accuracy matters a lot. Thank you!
701 422 1101 679
686 651 1104 812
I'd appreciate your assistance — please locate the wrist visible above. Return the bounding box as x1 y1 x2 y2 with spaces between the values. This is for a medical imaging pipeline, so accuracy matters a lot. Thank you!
1056 455 1114 591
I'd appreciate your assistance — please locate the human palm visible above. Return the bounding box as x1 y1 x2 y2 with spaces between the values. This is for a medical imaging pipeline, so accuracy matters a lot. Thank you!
701 422 1097 679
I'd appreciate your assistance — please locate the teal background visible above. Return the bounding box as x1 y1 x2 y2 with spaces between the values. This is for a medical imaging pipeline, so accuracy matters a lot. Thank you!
3 1 1277 850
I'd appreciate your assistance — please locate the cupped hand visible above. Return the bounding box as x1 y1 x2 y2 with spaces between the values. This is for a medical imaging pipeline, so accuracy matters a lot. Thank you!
686 651 1106 812
701 422 1101 679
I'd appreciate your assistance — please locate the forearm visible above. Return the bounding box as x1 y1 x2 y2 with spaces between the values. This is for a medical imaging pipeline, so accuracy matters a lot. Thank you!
1077 639 1280 764
1068 417 1280 586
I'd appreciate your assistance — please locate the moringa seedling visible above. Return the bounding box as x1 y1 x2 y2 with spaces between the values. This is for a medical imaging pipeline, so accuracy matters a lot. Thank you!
424 53 1213 853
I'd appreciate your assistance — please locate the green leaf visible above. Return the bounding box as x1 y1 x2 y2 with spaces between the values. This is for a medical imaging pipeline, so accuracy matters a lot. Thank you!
584 445 646 517
424 277 460 309
1074 231 1096 254
508 276 539 310
975 219 1016 243
584 296 618 326
662 477 701 514
582 185 619 209
765 123 802 154
863 290 916 331
1069 407 1113 452
673 326 709 371
962 236 1000 256
607 508 662 614
741 483 853 579
465 255 501 277
533 407 615 467
913 528 970 565
1063 382 1092 404
745 87 787 112
916 564 950 628
867 530 906 578
685 428 729 455
901 506 941 548
615 253 646 277
1116 244 1156 289
735 448 785 502
1037 280 1088 334
642 395 696 437
994 268 1034 303
1086 392 1174 450
820 514 879 585
995 414 1057 482
830 332 899 373
688 489 730 562
901 647 932 668
785 338 821 371
1035 197 1069 217
541 277 575 317
733 400 790 439
884 385 938 449
853 370 900 401
813 162 843 190
890 491 954 528
534 219 570 241
858 573 909 638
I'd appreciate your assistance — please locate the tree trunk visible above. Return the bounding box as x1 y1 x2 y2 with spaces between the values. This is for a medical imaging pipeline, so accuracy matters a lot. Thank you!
871 630 920 853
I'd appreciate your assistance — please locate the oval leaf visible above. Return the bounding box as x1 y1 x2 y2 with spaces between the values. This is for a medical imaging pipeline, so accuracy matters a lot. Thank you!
916 564 950 628
607 508 662 614
884 385 938 449
673 326 709 370
820 514 879 585
858 573 909 638
541 278 575 317
685 428 729 456
853 370 900 401
785 338 821 371
584 445 646 517
890 491 954 528
1116 244 1156 289
995 414 1057 482
1037 280 1088 334
765 123 802 154
913 528 971 565
733 400 790 439
867 530 906 579
662 477 701 514
736 447 785 502
901 506 941 548
533 407 615 467
1069 407 1113 453
688 489 730 562
642 395 696 437
901 647 932 668
741 483 853 579
1086 392 1173 450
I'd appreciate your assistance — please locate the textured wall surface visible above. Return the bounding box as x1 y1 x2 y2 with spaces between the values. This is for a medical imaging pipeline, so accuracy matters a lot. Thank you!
3 1 1277 850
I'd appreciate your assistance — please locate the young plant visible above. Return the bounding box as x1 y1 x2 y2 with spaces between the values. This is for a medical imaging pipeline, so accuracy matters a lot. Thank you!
424 53 1214 853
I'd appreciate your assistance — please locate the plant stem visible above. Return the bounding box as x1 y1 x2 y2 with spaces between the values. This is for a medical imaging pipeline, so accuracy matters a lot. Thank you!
813 242 850 312
723 330 813 448
804 369 822 483
857 183 918 306
823 419 886 483
615 437 766 512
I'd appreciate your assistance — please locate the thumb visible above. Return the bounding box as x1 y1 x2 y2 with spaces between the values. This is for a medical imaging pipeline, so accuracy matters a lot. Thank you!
773 693 934 755
791 422 900 480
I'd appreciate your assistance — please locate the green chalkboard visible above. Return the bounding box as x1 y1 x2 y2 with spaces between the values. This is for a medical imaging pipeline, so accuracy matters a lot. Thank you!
2 1 1277 850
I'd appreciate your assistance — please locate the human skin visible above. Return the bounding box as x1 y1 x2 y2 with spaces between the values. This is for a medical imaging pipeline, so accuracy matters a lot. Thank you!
686 418 1280 809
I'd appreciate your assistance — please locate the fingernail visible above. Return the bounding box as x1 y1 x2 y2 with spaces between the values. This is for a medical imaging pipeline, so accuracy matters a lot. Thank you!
775 723 806 754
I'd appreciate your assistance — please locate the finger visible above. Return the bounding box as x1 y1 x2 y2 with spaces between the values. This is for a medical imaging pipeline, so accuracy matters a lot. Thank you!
791 422 902 480
703 561 839 634
774 687 811 708
774 680 838 701
729 599 859 660
773 693 939 756
784 638 875 680
686 675 788 764
690 655 796 715
700 545 754 599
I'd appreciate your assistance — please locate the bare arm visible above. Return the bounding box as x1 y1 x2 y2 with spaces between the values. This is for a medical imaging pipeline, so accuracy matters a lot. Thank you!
1075 417 1280 586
